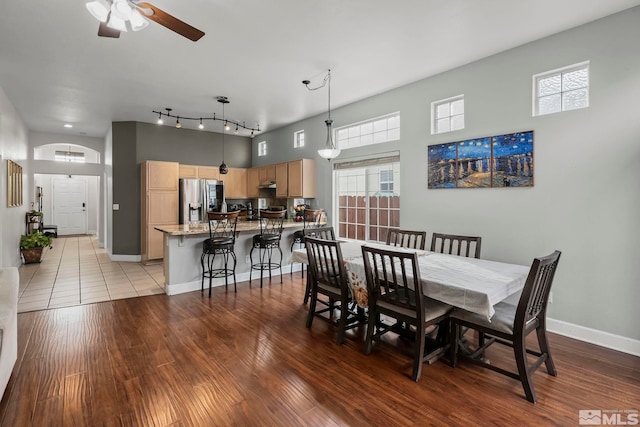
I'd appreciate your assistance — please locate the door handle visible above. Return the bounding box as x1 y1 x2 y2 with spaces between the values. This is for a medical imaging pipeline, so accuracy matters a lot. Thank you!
82 202 86 207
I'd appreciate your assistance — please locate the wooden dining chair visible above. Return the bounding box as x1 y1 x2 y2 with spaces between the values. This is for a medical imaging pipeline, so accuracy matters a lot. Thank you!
430 232 482 258
385 228 427 250
301 226 335 304
304 236 360 345
361 245 453 381
449 250 562 403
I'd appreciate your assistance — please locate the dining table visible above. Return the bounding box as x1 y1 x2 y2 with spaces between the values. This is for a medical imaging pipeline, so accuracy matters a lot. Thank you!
292 239 530 321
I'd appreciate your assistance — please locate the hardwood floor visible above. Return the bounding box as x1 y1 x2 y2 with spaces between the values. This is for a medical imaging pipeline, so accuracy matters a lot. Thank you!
1 274 638 426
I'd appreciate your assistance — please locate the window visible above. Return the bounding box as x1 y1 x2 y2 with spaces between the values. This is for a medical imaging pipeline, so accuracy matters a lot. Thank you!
379 170 394 193
257 141 267 157
335 113 400 150
432 95 464 134
294 130 305 148
54 150 85 163
335 155 400 243
533 61 589 116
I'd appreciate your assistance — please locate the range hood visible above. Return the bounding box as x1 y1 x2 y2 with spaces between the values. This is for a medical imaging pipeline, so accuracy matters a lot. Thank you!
258 182 276 189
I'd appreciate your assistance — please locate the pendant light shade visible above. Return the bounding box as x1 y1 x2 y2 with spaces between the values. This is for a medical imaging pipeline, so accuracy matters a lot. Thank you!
218 96 229 175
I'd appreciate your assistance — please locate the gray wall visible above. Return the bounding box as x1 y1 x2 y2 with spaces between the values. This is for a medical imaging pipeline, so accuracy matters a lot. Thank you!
254 8 640 341
111 121 252 255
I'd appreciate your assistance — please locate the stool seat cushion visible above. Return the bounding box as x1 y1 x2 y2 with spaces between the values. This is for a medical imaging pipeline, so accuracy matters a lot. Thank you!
253 234 280 247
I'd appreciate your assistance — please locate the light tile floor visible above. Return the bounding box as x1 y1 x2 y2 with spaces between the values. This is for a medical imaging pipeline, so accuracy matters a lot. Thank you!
18 235 165 313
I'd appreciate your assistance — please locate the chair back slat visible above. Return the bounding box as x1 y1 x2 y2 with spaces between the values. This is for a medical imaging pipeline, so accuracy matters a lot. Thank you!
207 211 240 241
305 236 348 293
385 228 427 250
303 226 335 241
258 210 286 237
361 245 423 315
430 233 482 258
516 251 561 327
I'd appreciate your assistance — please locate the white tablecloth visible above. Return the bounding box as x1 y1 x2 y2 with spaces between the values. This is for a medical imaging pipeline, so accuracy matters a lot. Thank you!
292 240 530 320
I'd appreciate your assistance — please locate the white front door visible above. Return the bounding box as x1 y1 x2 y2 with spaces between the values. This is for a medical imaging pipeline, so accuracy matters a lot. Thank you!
53 177 88 235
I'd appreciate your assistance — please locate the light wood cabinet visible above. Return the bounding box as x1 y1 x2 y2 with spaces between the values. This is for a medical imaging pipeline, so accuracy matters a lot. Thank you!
275 162 288 198
258 164 276 185
247 168 260 198
223 168 248 199
178 164 198 179
141 160 178 263
288 158 316 198
198 166 220 180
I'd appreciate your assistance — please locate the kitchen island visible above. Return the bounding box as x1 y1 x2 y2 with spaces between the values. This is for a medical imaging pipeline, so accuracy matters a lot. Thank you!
154 219 305 295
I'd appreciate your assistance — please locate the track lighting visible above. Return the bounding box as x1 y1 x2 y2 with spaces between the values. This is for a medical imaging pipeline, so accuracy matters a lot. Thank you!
152 104 260 135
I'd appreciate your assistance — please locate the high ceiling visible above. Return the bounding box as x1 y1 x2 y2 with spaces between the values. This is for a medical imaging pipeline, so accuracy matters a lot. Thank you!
1 0 638 138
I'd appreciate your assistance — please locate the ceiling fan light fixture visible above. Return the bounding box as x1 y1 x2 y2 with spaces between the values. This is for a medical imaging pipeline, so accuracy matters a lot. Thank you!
129 9 149 31
111 0 132 20
107 15 127 32
86 0 110 22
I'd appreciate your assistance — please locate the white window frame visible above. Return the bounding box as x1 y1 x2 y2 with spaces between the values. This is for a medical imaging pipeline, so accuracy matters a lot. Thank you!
257 141 267 157
379 169 394 194
335 112 400 151
294 130 305 148
431 94 464 135
532 61 589 116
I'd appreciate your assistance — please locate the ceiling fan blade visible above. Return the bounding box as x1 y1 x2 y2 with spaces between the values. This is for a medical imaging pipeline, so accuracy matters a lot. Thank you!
98 22 121 38
136 2 205 41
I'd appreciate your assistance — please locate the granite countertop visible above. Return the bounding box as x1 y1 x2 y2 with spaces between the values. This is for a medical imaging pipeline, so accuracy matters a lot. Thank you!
154 219 305 236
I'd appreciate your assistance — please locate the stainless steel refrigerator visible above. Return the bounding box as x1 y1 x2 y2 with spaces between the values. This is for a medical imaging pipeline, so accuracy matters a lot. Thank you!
179 179 224 224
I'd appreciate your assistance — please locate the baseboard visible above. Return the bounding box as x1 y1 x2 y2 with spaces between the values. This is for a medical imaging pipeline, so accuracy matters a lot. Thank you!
166 264 303 296
547 318 640 357
109 254 142 262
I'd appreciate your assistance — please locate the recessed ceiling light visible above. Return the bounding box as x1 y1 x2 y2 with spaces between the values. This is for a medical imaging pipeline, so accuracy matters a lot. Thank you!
64 124 73 128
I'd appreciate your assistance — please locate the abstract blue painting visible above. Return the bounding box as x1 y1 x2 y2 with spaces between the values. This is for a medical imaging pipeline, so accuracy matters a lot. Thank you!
427 130 533 188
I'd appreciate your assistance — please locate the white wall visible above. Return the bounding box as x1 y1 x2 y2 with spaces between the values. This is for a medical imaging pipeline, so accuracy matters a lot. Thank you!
255 8 640 345
0 87 29 268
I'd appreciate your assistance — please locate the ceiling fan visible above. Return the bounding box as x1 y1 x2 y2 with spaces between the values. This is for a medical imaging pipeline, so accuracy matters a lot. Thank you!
86 0 205 41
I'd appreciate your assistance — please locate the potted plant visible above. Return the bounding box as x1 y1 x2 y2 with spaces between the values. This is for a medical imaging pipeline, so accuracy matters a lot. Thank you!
20 231 52 264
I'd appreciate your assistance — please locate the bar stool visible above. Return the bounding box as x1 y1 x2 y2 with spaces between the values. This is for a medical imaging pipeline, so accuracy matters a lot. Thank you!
201 210 240 296
249 210 286 288
290 208 323 278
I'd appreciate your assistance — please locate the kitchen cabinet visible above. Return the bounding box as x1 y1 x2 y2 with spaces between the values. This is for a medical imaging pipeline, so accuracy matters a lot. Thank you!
198 166 220 180
179 164 220 180
224 168 248 199
288 158 316 198
247 168 260 198
258 164 276 185
179 164 198 179
141 160 179 263
275 162 288 198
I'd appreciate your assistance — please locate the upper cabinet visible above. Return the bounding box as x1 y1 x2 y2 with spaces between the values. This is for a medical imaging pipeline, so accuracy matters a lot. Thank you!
288 159 316 198
258 164 276 185
247 168 260 198
148 160 179 190
178 164 220 180
199 166 220 180
224 168 248 199
275 162 288 198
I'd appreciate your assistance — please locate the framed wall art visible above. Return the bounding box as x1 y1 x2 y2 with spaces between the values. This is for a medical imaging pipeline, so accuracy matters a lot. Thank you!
428 130 533 189
7 159 23 206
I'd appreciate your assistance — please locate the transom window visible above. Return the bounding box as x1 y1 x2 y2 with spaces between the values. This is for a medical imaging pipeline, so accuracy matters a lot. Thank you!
54 150 85 163
294 130 305 148
257 141 267 157
533 61 589 116
432 95 464 134
335 113 400 150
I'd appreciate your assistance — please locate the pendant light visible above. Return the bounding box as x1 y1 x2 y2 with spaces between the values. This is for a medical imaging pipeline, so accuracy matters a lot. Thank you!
303 69 340 160
218 96 229 175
